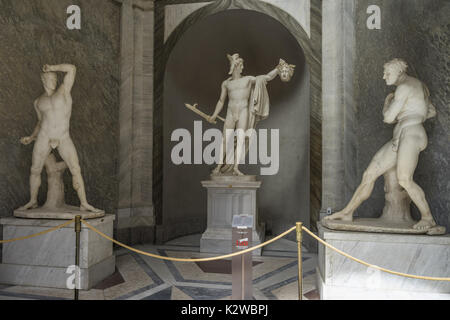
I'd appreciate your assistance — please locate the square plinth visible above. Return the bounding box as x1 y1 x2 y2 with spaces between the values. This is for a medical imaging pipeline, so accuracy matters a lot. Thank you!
200 179 265 255
0 214 115 290
317 223 450 300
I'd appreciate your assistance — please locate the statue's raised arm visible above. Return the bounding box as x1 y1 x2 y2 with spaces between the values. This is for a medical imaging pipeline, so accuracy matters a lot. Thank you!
42 64 76 96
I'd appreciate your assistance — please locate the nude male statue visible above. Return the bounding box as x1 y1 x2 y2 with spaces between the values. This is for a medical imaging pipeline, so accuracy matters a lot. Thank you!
207 54 294 176
19 64 101 213
324 58 437 231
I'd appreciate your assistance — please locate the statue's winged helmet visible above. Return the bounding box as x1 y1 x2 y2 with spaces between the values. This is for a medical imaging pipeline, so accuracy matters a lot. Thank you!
227 53 243 75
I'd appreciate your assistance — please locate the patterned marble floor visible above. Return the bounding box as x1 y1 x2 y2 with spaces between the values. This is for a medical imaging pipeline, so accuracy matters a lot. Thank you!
0 234 319 300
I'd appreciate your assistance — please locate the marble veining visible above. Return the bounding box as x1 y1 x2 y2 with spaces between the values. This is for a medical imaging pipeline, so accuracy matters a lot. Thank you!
318 225 450 298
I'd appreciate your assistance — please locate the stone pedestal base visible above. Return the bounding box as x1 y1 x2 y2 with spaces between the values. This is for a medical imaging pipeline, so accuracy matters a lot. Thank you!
321 218 446 235
317 223 450 300
0 215 115 290
200 176 265 256
14 205 105 220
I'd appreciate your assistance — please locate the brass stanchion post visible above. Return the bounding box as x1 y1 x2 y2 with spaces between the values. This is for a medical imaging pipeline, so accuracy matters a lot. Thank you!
296 222 303 300
74 215 81 300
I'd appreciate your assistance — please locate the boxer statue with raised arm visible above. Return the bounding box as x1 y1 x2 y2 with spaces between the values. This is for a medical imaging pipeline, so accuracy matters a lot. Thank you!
18 64 102 214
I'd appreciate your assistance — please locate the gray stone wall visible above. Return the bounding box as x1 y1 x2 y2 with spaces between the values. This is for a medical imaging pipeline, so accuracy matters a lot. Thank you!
0 0 120 216
354 0 449 230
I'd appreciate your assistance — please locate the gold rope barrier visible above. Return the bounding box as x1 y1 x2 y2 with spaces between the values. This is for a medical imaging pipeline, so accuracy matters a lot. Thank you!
301 226 450 282
82 218 450 282
81 218 296 262
0 219 75 244
0 216 447 284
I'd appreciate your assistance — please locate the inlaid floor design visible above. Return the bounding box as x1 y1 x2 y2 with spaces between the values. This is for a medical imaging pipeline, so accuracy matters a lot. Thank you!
0 234 319 300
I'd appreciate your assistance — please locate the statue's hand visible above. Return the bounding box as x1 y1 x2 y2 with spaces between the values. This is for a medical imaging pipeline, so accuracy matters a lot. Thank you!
383 93 395 113
42 64 52 72
385 93 395 104
20 136 33 145
207 115 217 124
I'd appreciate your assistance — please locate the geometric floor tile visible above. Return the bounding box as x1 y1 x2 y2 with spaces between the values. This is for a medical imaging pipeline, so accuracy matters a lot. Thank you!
175 286 232 300
141 287 172 300
92 268 125 290
195 259 263 274
171 286 194 300
304 289 320 300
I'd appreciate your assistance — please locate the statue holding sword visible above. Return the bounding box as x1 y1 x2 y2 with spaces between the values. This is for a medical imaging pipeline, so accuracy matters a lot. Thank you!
185 53 295 176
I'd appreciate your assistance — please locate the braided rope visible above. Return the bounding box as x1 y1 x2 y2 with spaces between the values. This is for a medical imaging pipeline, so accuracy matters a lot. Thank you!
81 218 295 262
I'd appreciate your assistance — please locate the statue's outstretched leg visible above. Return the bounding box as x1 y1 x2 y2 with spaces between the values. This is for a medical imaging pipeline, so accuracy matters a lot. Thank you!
58 137 102 213
212 116 236 175
324 141 397 222
212 138 225 175
19 137 51 210
232 111 247 177
396 131 436 230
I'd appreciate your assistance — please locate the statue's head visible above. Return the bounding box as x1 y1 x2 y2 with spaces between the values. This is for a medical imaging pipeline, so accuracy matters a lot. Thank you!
383 58 407 86
41 72 57 91
277 59 295 82
227 53 244 75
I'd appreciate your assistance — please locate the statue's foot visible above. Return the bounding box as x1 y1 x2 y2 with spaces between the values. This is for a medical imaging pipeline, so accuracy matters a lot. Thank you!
232 167 244 176
80 203 102 213
323 210 353 222
211 166 222 175
18 201 38 211
413 218 436 231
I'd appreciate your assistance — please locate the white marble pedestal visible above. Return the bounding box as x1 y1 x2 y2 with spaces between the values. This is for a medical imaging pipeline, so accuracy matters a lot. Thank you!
0 215 115 290
200 176 265 256
317 222 450 299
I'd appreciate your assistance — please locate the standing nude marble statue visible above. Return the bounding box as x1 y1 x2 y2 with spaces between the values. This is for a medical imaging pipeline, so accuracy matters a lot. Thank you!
17 64 103 216
323 58 445 235
186 53 295 176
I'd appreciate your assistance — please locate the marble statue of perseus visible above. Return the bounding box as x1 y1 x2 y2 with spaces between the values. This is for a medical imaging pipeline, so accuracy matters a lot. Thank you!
324 58 438 231
186 53 295 176
19 64 102 213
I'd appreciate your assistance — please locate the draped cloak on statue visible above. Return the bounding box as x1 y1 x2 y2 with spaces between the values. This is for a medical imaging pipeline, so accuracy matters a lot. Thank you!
248 75 270 129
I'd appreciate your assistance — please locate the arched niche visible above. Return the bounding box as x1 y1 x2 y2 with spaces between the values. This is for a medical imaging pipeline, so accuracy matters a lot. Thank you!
154 0 322 244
